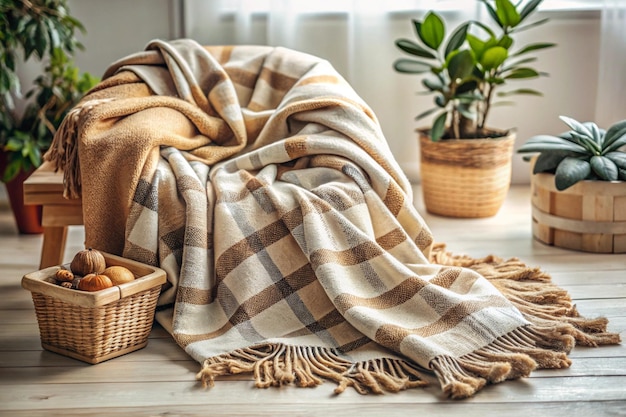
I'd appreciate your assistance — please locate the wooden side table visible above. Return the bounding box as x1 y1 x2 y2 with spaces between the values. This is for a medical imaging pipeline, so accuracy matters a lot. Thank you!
23 162 83 269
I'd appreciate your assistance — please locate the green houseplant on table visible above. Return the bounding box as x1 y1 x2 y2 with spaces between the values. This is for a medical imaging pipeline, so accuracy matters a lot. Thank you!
517 116 626 253
393 0 555 218
0 0 99 233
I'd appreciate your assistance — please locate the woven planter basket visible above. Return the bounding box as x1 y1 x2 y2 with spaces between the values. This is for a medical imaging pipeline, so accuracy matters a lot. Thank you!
531 168 626 253
418 129 515 218
22 252 166 364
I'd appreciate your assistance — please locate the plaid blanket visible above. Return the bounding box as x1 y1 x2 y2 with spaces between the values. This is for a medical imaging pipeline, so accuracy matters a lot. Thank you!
46 39 619 399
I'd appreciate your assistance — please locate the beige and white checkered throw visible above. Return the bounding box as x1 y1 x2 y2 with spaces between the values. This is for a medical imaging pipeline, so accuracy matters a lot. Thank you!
47 39 619 399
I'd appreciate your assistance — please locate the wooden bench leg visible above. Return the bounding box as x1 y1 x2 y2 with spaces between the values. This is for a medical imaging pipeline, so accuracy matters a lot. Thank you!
40 226 68 269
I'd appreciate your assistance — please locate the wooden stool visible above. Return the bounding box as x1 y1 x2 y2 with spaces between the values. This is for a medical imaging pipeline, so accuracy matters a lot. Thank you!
23 161 83 269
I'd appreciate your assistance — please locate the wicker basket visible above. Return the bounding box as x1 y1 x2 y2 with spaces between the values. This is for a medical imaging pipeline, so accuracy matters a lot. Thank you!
22 252 166 364
419 130 515 218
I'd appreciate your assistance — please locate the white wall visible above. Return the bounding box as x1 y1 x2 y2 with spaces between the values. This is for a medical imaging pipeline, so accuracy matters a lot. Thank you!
61 2 602 184
67 0 176 76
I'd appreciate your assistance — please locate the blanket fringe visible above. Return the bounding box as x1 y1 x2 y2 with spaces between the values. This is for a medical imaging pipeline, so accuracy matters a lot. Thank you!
430 324 574 399
428 243 621 399
431 243 621 347
44 98 114 199
196 343 428 395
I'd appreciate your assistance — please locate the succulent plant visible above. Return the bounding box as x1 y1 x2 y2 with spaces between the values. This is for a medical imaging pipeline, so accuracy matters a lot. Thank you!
518 116 626 190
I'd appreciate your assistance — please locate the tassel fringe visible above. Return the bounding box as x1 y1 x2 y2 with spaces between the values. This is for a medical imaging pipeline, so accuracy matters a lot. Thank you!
44 98 114 199
431 243 621 348
426 243 621 399
196 343 427 395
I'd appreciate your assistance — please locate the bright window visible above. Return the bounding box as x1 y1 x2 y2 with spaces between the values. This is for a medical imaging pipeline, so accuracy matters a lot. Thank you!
214 0 603 14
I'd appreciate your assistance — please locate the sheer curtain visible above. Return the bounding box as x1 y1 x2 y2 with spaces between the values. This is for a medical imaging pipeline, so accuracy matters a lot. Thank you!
595 0 626 127
181 1 616 183
182 0 480 180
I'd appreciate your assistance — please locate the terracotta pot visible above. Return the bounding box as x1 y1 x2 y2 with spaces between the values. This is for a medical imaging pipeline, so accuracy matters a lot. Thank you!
1 154 44 234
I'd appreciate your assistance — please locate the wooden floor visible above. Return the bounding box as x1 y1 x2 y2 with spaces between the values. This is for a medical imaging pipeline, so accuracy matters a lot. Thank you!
1 185 624 417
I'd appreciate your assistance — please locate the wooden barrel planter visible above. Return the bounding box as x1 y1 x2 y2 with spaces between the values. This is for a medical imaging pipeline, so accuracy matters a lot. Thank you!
531 172 626 253
419 130 515 218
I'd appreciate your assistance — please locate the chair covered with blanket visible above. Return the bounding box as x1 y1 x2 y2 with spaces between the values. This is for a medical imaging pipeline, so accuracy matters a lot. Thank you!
46 39 620 399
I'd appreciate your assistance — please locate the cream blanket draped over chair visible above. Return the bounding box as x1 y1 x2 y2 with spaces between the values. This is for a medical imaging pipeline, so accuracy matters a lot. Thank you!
46 39 619 399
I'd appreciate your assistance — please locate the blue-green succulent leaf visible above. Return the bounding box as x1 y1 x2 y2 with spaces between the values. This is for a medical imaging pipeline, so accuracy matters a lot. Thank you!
590 155 619 181
533 151 572 174
603 119 626 152
518 135 588 154
605 152 626 169
554 157 591 190
559 115 594 138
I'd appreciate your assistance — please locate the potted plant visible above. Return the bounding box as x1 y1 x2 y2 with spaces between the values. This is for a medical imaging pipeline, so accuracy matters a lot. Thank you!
393 0 555 217
0 0 99 233
517 116 626 253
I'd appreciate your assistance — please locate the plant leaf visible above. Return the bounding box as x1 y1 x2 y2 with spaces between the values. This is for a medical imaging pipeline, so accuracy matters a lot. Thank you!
590 155 619 181
520 0 544 21
447 49 475 81
513 42 557 56
480 46 508 70
456 82 480 96
517 135 588 154
444 23 469 58
533 151 570 174
393 58 432 74
467 34 486 61
497 88 542 96
605 151 626 169
414 107 440 121
395 39 437 59
431 112 447 142
501 57 537 71
505 67 539 79
1 158 22 182
604 135 626 154
490 100 516 107
513 18 552 33
559 115 595 138
478 0 500 27
495 0 521 28
570 131 601 154
457 102 477 120
435 94 447 107
423 77 444 91
498 35 513 50
555 157 591 190
602 119 626 152
471 19 496 38
585 122 604 146
419 12 445 50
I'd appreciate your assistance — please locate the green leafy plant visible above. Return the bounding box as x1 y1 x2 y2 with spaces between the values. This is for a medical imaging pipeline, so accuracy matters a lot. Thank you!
518 116 626 190
393 0 555 141
0 0 99 182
